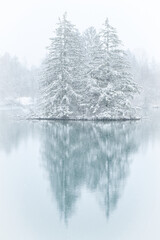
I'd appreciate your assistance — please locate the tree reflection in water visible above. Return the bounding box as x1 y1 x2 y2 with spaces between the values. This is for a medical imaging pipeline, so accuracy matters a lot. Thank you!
41 120 139 222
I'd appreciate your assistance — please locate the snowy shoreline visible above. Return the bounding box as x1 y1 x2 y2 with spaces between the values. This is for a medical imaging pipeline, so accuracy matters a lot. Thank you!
27 117 140 121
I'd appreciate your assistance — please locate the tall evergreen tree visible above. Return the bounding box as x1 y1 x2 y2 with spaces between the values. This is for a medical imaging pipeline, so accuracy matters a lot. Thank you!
90 18 138 118
40 13 84 118
82 27 104 117
39 15 139 120
83 27 103 77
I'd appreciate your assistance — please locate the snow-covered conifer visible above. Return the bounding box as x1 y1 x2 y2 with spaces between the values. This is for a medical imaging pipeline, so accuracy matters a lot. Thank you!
82 27 103 118
39 15 139 120
90 18 138 119
40 13 84 118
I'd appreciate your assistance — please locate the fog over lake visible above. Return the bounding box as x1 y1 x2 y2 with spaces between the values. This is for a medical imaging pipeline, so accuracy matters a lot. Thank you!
0 0 160 239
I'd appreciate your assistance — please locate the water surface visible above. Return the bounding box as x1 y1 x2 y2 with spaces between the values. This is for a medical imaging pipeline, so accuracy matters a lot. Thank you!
0 110 160 240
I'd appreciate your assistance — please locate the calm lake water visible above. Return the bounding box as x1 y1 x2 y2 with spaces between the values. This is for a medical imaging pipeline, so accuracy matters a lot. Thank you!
0 110 160 240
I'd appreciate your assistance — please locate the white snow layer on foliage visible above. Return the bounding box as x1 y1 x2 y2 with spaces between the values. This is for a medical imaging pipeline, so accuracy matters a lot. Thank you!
38 13 139 120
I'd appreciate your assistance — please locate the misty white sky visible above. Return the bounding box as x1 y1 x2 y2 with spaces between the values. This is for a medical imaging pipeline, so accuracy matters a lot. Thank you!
0 0 160 66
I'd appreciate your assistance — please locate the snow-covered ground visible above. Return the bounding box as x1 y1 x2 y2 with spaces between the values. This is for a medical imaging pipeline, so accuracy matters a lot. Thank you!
0 97 36 119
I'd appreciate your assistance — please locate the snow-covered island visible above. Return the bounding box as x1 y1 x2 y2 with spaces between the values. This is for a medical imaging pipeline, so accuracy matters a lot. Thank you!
35 13 140 120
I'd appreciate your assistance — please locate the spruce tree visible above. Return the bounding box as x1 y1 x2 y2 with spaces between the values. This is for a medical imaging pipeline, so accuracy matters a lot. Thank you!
82 27 103 118
40 13 83 118
91 18 138 118
39 15 138 120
